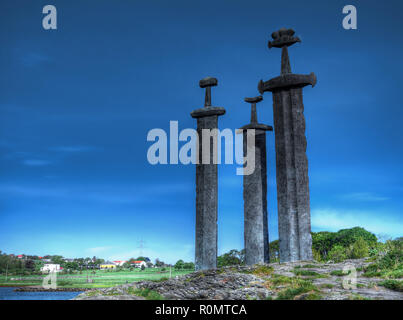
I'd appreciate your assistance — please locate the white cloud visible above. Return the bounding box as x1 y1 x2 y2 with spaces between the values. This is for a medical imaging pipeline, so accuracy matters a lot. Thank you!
339 192 389 202
86 246 115 255
311 208 403 238
49 146 98 153
20 52 50 67
21 159 52 166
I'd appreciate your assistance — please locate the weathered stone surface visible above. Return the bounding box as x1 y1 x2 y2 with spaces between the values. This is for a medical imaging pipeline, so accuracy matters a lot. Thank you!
199 77 218 88
74 259 403 300
239 96 272 265
191 77 225 270
259 28 315 262
242 130 269 265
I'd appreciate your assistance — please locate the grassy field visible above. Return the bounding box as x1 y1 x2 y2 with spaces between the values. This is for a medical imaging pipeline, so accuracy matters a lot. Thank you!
0 268 194 289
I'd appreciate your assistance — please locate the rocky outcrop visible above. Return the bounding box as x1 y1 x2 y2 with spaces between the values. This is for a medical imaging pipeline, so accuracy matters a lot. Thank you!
74 259 403 300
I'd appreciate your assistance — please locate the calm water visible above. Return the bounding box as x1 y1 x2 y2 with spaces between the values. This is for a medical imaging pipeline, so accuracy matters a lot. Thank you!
0 287 83 300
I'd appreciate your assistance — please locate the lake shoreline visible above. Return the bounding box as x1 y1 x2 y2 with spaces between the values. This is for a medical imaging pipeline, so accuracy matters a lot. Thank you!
0 285 87 292
14 286 88 292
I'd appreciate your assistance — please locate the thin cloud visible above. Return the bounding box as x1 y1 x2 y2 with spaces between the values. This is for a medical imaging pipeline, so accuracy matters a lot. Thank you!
86 246 115 255
21 159 52 167
20 52 51 67
311 208 403 238
49 146 99 153
340 192 389 202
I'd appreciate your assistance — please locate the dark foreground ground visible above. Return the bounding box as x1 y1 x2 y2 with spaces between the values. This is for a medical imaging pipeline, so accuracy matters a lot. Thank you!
74 259 403 300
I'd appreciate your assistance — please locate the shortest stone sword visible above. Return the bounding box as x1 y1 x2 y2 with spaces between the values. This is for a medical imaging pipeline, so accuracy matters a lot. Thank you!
239 95 272 265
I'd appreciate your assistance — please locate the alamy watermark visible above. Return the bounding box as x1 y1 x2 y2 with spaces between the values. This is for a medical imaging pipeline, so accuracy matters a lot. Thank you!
342 264 357 290
42 270 57 289
146 121 256 175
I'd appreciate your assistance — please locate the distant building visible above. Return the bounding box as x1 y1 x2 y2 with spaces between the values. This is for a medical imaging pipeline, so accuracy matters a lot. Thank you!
41 264 62 273
112 260 127 266
100 261 117 269
17 254 24 259
130 260 147 268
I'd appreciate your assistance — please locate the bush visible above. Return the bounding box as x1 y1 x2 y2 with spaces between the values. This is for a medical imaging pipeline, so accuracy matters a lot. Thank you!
348 237 369 259
328 245 347 262
312 248 322 262
312 227 377 261
378 280 403 292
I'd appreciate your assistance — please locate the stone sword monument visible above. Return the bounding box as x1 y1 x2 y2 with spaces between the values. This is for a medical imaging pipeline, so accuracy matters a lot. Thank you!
239 96 273 265
191 77 226 270
258 28 316 262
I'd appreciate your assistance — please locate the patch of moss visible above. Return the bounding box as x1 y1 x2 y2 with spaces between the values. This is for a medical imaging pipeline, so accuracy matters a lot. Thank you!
266 275 320 300
293 269 328 278
384 269 403 279
319 283 334 289
330 269 351 276
362 271 383 278
276 282 318 300
378 280 403 292
348 293 371 300
266 274 294 287
151 277 169 282
252 265 274 277
127 287 163 300
303 292 322 300
85 290 101 297
302 264 318 268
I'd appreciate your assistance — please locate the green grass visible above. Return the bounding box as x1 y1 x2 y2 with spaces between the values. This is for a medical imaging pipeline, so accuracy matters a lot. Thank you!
127 287 163 300
0 268 194 289
252 265 274 277
378 280 403 292
319 283 334 289
301 264 318 268
330 269 351 276
264 275 320 300
293 269 321 277
348 293 371 300
362 271 383 278
276 281 318 300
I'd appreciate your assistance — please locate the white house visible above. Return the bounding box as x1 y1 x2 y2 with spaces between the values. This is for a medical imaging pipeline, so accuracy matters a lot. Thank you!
41 264 62 273
112 260 127 267
130 260 147 268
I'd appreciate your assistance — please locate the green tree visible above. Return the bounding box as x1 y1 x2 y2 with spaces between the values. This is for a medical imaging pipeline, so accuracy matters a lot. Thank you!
183 262 195 270
334 227 377 247
312 227 377 261
50 255 64 265
174 260 185 270
328 245 347 262
155 258 164 267
348 237 369 259
269 240 279 262
24 259 35 272
136 256 147 261
217 250 244 267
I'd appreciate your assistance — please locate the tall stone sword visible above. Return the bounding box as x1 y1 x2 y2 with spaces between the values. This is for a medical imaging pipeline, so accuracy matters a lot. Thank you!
239 95 272 265
191 77 226 270
258 28 316 262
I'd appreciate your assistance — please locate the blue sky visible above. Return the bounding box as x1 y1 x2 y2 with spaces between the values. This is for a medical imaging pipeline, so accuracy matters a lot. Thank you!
0 0 402 264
